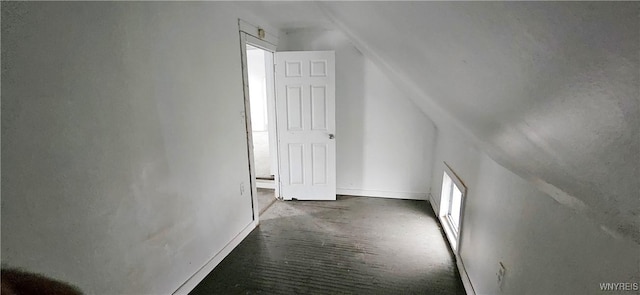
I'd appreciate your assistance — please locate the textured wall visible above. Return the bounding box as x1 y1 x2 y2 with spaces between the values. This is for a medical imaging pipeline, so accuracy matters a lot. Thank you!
1 2 265 293
431 125 639 294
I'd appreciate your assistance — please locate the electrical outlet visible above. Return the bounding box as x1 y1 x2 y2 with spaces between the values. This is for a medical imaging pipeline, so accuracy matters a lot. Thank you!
497 262 506 289
240 182 245 195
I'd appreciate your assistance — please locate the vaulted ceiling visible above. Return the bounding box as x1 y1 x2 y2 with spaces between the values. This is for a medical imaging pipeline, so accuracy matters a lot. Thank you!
237 1 640 243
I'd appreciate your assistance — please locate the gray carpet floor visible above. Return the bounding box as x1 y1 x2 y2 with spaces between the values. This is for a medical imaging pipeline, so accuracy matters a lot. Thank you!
256 188 276 216
191 195 465 294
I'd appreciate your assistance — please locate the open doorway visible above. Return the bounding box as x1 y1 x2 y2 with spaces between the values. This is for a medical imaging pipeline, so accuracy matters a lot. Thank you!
246 44 277 215
240 22 337 222
244 41 278 216
247 45 275 185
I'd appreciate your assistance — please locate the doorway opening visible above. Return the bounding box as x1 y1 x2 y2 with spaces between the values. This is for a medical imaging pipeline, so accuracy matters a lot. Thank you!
244 41 278 216
246 44 278 215
240 21 338 222
246 46 275 181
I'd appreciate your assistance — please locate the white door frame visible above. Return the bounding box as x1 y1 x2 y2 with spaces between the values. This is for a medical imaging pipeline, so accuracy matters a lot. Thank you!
239 20 279 222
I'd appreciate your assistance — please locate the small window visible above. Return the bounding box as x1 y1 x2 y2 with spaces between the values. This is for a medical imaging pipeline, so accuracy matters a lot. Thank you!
439 164 466 251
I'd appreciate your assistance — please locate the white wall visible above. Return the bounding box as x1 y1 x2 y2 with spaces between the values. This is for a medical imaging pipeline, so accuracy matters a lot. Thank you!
1 2 271 294
430 125 640 295
278 28 436 200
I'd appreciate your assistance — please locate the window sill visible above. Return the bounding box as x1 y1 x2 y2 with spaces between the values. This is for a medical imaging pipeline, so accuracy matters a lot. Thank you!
440 215 459 252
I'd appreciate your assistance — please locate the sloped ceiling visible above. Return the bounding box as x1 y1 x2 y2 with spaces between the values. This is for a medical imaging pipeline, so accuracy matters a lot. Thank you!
237 1 640 243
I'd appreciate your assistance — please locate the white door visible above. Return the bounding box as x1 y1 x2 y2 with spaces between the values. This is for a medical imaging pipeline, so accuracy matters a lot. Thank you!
275 51 336 201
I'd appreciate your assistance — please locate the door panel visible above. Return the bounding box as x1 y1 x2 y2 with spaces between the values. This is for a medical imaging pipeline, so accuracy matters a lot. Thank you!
275 51 336 200
288 144 304 185
286 86 303 130
312 144 328 185
311 86 328 130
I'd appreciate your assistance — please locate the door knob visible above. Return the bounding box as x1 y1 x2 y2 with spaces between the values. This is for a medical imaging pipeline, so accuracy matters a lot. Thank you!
329 134 335 139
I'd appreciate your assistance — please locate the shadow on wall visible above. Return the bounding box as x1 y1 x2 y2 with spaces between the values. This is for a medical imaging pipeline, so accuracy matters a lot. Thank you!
1 268 83 295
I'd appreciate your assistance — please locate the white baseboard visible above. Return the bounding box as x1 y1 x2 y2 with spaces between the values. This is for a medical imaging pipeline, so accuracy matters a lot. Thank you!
337 188 427 200
256 179 275 189
173 220 258 295
456 257 476 295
